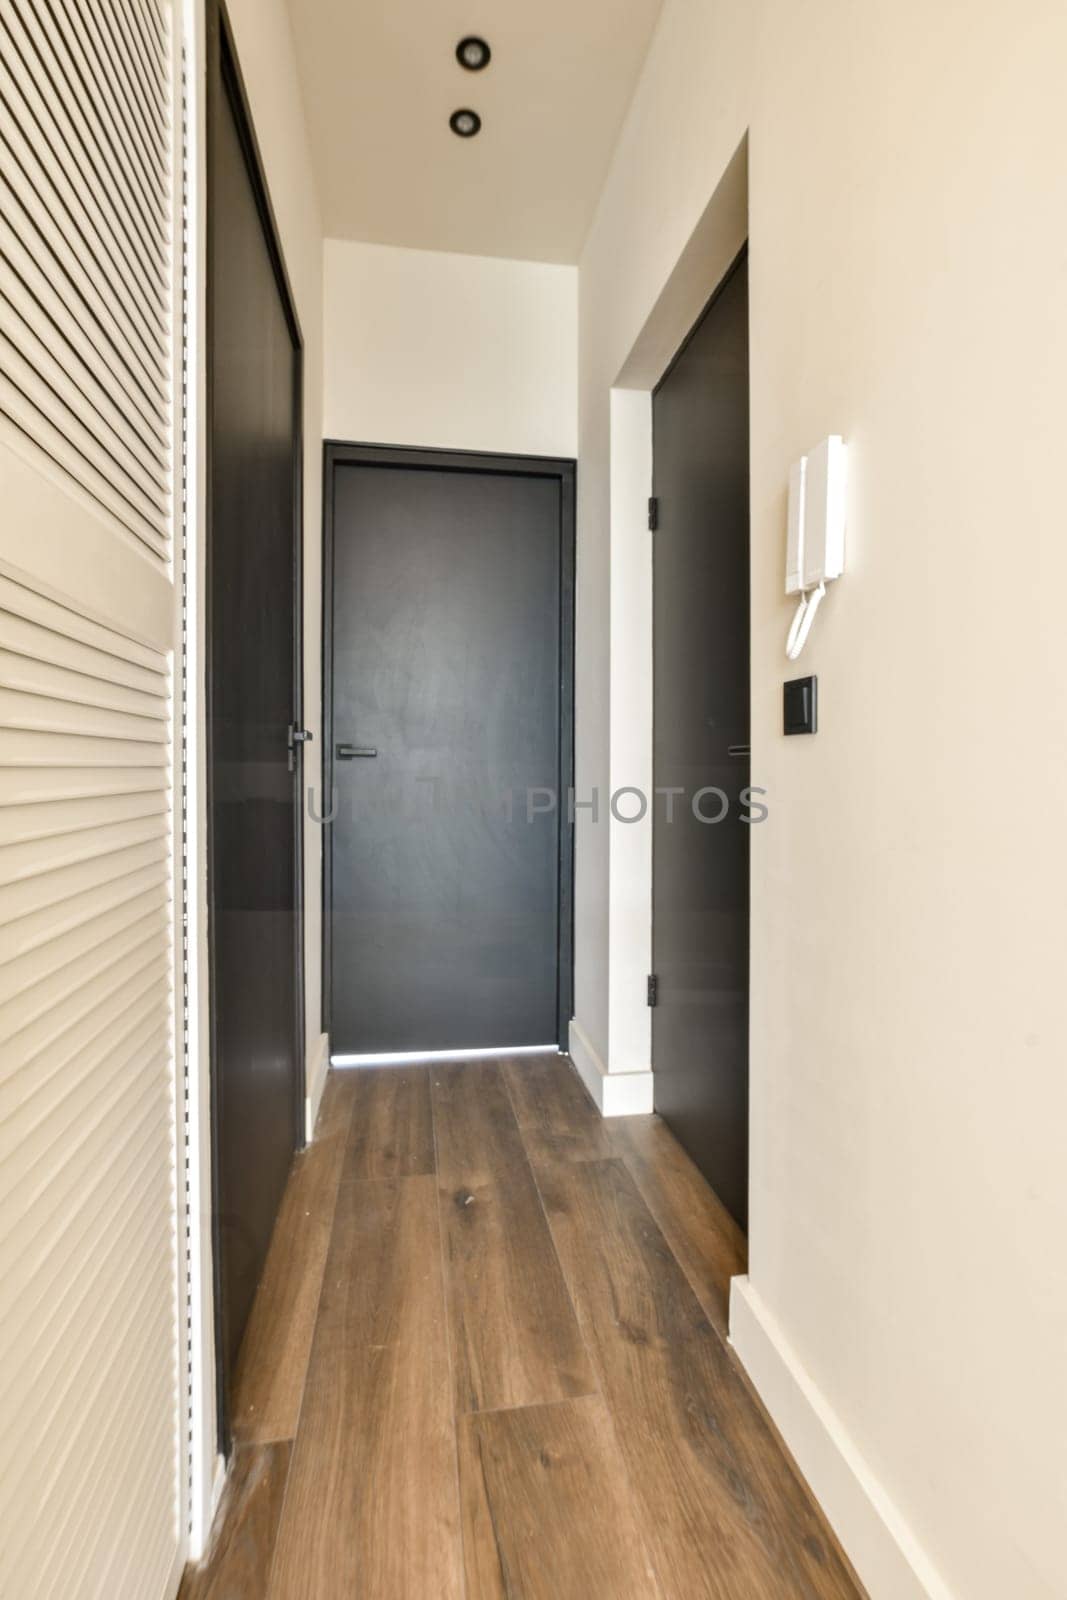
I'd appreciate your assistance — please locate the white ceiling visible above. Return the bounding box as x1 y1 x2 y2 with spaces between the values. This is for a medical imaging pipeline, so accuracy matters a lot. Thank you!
285 0 665 264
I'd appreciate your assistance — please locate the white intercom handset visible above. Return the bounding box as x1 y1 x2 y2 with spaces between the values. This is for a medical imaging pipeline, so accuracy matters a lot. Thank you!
786 436 847 659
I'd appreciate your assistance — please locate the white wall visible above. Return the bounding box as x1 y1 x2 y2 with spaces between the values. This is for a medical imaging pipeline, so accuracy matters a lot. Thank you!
324 240 577 458
578 1 1067 1596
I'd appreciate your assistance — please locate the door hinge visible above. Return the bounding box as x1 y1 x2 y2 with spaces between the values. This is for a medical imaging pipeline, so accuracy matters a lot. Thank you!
647 973 659 1007
648 496 659 531
287 723 313 772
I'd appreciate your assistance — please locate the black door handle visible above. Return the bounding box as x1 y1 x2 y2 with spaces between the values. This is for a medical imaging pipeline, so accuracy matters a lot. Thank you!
336 743 377 760
727 744 750 757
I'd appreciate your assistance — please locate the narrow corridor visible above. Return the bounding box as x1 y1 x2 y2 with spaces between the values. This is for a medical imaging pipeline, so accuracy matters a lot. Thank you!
182 1056 863 1598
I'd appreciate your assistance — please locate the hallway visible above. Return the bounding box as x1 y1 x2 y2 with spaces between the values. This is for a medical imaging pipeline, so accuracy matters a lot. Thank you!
182 1055 862 1598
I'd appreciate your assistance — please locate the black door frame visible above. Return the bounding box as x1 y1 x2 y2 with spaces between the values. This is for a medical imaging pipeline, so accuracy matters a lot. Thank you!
322 441 576 1050
204 0 306 1450
652 242 748 397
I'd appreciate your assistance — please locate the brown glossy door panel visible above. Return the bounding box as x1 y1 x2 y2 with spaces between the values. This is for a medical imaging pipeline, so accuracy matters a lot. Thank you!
207 8 304 1438
652 251 750 1228
325 448 574 1056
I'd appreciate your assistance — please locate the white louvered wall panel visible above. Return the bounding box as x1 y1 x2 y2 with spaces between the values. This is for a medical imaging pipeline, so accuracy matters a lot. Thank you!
0 0 173 562
0 0 183 1595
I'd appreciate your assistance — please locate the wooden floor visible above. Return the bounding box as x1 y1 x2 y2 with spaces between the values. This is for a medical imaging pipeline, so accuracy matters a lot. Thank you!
180 1054 865 1600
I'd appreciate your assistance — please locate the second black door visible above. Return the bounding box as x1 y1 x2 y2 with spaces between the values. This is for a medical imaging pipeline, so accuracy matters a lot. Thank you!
652 251 750 1228
326 447 574 1057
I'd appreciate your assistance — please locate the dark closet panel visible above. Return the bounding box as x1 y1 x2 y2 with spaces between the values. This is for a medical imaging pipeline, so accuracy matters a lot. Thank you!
206 4 305 1441
652 251 750 1228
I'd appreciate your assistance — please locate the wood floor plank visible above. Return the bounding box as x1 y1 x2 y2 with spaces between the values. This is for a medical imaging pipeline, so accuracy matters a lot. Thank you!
178 1442 292 1600
538 1159 863 1600
320 1175 449 1349
341 1065 435 1181
439 1163 597 1415
502 1052 617 1166
431 1059 529 1184
268 1175 463 1599
314 1067 360 1141
612 1113 747 1334
458 1396 663 1600
271 1339 463 1600
231 1132 346 1444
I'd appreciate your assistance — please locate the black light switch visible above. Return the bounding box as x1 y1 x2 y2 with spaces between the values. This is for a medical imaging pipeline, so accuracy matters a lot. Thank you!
784 674 818 735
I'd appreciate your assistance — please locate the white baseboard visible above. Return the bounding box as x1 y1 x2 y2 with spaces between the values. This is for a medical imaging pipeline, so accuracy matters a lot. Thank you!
568 1016 654 1116
730 1277 954 1600
210 1450 227 1520
305 1031 330 1143
182 1450 226 1577
165 1539 188 1600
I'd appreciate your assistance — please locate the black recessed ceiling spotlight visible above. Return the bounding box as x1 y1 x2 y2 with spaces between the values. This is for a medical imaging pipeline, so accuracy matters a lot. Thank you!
449 108 482 138
456 35 491 71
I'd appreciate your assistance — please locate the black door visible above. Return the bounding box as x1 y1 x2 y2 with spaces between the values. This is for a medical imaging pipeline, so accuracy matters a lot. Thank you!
652 251 750 1228
207 10 304 1429
325 447 574 1057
